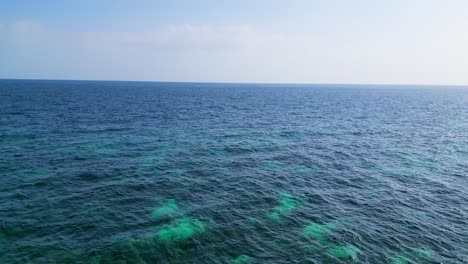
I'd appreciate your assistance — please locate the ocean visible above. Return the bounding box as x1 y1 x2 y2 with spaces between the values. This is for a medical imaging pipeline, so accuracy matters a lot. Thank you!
0 80 467 263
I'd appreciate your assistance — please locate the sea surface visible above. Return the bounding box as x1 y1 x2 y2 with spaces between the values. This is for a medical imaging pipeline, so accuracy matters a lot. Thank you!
0 80 467 264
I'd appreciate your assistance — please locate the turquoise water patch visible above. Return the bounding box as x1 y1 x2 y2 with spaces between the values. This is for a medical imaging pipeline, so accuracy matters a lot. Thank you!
278 130 301 139
0 232 7 243
99 236 149 264
87 255 102 264
246 217 259 225
379 167 407 176
390 255 411 264
322 217 351 230
414 211 429 221
303 222 336 244
0 225 35 241
77 140 121 157
141 146 172 168
388 248 434 264
158 218 205 243
216 167 231 174
262 162 282 169
267 193 302 222
120 240 146 263
141 152 162 167
326 244 360 260
212 148 229 156
165 169 184 176
151 199 179 218
232 255 251 264
0 133 38 144
295 166 320 174
411 248 435 259
112 233 137 243
23 167 51 179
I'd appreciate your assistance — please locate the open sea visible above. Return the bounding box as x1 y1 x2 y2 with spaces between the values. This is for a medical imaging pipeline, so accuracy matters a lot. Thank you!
0 80 467 263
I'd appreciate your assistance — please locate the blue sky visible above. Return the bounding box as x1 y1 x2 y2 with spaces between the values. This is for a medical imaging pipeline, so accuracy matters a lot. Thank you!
1 0 468 84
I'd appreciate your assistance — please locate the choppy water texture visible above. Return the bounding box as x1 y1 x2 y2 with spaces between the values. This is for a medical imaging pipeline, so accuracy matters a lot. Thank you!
0 80 467 263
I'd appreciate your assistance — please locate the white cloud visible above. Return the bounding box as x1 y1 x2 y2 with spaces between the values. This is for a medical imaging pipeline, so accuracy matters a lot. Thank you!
2 23 468 85
78 24 266 51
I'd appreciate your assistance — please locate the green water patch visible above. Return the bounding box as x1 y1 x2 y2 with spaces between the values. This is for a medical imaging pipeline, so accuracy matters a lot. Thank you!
267 193 303 222
151 199 179 218
303 222 332 241
383 151 410 160
303 221 337 244
295 166 320 174
414 211 429 221
141 152 162 168
157 218 205 243
36 211 67 224
112 233 137 244
390 255 411 264
278 130 301 139
165 169 184 176
246 217 260 225
326 244 360 260
322 217 351 230
0 133 38 144
76 140 121 158
87 255 102 264
23 167 51 179
232 255 251 264
117 239 146 264
98 236 151 264
389 247 435 263
0 232 7 243
141 146 172 168
216 167 232 174
379 167 407 176
0 225 36 241
262 162 282 170
212 148 229 156
410 248 435 259
87 145 118 156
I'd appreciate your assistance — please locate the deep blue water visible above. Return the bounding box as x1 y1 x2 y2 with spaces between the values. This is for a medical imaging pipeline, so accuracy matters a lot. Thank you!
0 80 467 263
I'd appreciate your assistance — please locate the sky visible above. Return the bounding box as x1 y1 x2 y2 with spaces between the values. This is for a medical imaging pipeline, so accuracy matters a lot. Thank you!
1 0 468 85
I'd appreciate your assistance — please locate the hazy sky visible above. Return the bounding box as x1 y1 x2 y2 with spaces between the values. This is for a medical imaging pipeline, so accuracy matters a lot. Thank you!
1 0 468 85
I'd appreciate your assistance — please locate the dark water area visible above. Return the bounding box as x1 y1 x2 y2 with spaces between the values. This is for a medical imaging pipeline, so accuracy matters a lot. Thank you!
0 79 467 263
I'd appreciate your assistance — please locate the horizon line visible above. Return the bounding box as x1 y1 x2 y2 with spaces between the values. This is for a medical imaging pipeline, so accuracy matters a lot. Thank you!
1 77 467 88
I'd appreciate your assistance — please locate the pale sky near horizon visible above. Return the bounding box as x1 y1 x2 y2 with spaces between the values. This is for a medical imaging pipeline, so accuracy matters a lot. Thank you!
1 0 468 85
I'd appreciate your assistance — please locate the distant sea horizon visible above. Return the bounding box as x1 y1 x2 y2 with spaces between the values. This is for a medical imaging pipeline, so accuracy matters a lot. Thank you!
1 77 467 89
